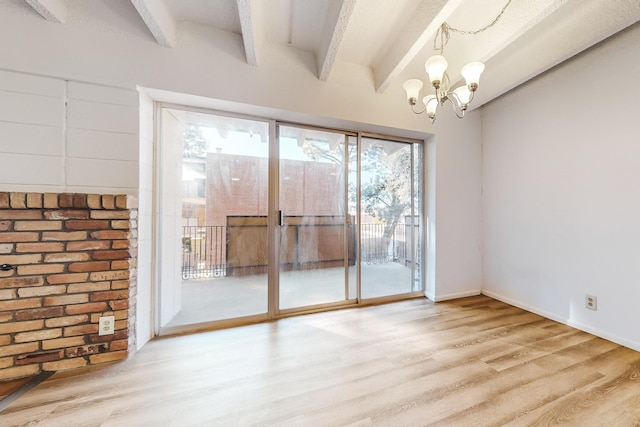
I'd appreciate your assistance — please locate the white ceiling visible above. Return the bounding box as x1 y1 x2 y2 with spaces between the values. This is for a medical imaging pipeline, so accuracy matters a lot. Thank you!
19 0 640 109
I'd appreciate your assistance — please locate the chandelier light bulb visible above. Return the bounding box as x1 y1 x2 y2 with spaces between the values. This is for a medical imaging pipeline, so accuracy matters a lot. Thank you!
403 79 424 104
422 95 438 117
453 86 472 106
424 55 448 88
461 62 485 91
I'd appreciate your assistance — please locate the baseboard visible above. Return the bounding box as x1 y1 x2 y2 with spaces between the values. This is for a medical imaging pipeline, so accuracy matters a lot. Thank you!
480 290 568 324
481 290 640 353
427 289 482 302
566 319 640 353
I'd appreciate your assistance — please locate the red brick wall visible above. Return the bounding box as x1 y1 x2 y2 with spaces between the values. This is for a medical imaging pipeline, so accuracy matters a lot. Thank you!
202 153 345 270
0 192 137 381
205 153 344 227
205 153 269 226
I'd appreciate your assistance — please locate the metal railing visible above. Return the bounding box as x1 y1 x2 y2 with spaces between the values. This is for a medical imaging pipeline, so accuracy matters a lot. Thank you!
182 226 227 279
360 222 419 265
182 222 419 280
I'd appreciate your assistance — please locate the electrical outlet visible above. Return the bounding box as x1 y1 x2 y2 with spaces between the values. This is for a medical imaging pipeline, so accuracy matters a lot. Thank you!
99 315 115 336
585 295 597 311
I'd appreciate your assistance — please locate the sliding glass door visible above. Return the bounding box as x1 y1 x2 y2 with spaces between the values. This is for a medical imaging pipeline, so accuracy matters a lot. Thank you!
157 107 423 333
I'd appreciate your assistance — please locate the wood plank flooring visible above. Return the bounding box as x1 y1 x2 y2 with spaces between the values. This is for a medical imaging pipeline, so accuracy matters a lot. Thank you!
2 295 640 426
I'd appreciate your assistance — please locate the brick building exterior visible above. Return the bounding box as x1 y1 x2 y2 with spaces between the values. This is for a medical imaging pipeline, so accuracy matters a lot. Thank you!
205 152 345 226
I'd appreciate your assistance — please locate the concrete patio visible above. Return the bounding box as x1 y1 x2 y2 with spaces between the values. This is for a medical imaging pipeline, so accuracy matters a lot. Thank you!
165 262 421 327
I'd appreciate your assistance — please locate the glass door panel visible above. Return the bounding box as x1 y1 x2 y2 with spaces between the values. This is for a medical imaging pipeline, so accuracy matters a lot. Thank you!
160 108 269 328
360 137 418 299
278 125 355 310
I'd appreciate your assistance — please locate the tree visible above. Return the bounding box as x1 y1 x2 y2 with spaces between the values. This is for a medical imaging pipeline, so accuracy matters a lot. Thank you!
183 124 207 159
301 138 349 164
299 138 413 241
359 145 412 240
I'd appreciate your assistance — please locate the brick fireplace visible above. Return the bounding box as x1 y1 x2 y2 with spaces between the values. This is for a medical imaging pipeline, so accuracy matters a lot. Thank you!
0 192 137 381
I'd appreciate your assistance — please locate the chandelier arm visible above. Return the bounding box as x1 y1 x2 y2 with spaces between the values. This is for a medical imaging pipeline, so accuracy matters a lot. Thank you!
445 95 466 119
410 103 427 115
441 72 451 93
452 103 465 119
448 92 463 110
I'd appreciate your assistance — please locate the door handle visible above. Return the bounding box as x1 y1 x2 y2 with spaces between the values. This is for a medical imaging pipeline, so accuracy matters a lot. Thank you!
277 210 284 226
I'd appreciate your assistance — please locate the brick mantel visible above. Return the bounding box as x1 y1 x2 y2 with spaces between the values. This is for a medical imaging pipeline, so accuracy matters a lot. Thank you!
0 192 137 381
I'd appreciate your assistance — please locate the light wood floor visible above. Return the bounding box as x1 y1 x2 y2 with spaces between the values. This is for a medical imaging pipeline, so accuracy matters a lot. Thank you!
2 295 640 426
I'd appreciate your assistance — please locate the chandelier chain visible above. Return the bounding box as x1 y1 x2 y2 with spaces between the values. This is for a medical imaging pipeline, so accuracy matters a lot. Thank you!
434 0 512 54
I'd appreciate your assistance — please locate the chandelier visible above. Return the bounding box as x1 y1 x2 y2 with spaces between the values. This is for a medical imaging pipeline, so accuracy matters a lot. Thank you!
403 0 511 124
403 56 484 124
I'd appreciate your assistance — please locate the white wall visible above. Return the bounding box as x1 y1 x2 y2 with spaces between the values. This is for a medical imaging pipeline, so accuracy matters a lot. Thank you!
66 82 139 192
0 70 64 190
426 110 484 301
482 23 640 351
0 70 139 194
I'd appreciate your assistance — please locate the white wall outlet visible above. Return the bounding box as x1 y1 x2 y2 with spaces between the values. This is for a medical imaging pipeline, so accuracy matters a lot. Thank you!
585 294 597 311
99 315 115 335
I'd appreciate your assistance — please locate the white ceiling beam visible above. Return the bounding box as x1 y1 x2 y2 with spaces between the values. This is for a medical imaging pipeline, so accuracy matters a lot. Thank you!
24 0 67 24
237 0 264 66
317 0 357 81
130 0 177 48
373 0 464 93
472 0 640 108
